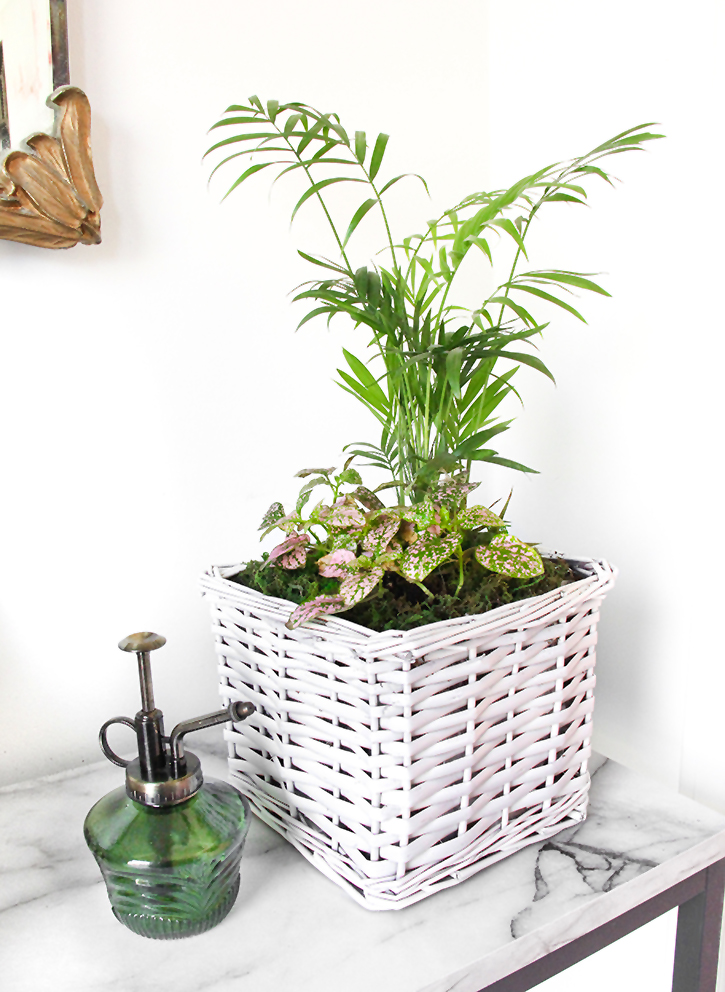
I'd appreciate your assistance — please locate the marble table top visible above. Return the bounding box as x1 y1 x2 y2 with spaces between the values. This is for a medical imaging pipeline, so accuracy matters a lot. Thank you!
3 748 725 992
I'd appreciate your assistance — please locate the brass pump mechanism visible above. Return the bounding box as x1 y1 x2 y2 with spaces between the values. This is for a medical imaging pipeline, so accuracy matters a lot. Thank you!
99 631 254 807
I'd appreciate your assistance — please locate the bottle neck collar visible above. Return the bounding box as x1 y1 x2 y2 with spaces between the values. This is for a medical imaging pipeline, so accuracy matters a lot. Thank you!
125 751 203 807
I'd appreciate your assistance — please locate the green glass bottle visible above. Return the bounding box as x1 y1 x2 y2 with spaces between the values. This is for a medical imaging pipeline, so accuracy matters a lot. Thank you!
84 632 255 939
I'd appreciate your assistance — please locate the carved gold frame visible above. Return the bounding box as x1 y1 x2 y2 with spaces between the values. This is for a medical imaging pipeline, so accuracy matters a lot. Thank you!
0 0 102 248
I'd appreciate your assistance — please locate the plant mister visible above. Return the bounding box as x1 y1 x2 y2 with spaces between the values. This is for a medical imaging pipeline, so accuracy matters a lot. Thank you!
84 631 255 938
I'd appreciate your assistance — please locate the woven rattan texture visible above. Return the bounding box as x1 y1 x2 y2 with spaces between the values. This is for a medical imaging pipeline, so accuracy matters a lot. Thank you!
201 557 616 910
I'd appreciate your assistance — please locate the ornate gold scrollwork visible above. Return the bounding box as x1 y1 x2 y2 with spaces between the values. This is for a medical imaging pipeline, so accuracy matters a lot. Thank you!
0 86 102 249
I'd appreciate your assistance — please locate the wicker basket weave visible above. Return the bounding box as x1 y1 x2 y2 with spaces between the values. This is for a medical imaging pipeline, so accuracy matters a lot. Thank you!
201 557 616 910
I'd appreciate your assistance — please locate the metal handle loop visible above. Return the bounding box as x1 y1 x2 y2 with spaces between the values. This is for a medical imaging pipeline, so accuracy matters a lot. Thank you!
99 716 137 767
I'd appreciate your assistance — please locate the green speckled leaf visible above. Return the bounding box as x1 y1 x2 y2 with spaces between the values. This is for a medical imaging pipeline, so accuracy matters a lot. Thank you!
403 501 438 530
351 486 384 510
309 501 331 524
275 513 300 535
427 476 480 504
475 535 544 578
299 475 329 495
259 502 285 530
337 468 363 485
456 505 505 529
380 537 404 562
331 531 359 551
295 467 335 478
339 567 384 606
296 490 313 515
286 594 345 629
399 534 459 582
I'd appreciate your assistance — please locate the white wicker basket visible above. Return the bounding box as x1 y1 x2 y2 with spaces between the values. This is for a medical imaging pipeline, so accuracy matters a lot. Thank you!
201 557 616 910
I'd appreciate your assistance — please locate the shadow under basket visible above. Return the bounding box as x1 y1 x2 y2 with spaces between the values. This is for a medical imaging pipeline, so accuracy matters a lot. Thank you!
200 556 616 910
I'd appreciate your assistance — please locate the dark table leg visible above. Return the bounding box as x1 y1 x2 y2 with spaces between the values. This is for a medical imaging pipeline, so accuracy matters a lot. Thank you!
672 859 725 992
478 862 725 992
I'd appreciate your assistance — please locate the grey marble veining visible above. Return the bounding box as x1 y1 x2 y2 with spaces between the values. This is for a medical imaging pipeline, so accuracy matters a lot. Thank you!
2 751 724 992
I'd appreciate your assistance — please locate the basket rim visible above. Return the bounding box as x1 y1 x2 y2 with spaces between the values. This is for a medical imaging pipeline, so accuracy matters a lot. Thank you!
201 555 617 656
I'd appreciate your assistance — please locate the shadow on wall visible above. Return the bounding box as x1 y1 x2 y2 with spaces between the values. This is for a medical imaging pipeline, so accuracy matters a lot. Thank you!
593 586 668 769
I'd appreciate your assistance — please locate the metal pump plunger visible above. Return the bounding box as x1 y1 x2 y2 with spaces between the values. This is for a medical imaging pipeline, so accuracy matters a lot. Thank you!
99 632 254 807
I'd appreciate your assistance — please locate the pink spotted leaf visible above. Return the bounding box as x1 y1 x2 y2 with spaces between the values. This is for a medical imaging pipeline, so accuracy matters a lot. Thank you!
327 500 366 530
266 532 310 569
339 567 385 606
362 515 400 556
456 505 505 530
318 549 358 578
279 545 309 569
398 533 460 582
285 595 346 630
475 534 544 578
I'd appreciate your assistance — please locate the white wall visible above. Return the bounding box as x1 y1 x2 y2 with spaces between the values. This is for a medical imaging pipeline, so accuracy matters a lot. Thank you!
1 2 723 988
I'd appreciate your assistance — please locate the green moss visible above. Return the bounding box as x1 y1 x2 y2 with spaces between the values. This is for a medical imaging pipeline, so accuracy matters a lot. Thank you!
229 551 576 633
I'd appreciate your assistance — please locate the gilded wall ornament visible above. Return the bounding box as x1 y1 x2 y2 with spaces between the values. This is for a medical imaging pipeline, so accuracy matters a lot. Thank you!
0 86 102 248
0 0 102 249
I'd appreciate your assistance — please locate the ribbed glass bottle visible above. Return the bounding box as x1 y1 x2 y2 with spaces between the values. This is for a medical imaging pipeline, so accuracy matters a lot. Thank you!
84 779 250 939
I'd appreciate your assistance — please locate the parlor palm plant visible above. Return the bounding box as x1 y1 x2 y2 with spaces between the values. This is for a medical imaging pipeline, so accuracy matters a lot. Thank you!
206 97 662 630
